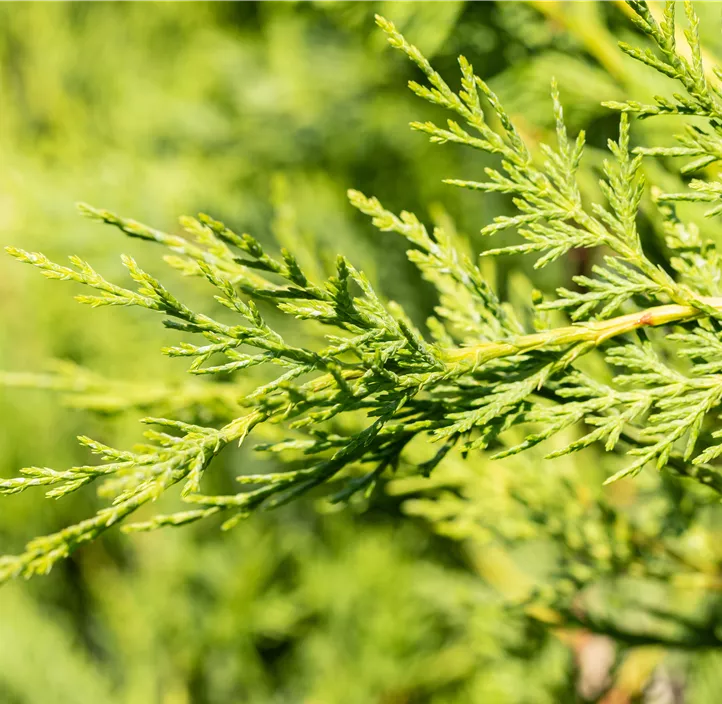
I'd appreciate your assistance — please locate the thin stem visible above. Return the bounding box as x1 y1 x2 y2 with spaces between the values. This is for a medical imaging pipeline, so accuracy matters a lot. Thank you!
445 297 722 365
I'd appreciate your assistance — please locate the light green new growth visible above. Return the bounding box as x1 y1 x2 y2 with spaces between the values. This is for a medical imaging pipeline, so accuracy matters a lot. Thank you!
3 0 722 582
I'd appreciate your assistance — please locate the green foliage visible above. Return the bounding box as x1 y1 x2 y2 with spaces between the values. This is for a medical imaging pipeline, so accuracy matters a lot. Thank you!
7 1 722 701
6 0 722 578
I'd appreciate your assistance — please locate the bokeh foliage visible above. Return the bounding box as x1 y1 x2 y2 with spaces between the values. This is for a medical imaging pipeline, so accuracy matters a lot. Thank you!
3 2 722 702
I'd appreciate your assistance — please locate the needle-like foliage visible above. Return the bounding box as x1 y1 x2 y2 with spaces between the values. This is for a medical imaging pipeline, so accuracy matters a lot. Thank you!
4 0 722 583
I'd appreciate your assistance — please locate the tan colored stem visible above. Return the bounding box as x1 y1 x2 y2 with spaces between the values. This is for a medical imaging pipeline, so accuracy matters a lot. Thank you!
613 0 721 84
445 297 722 365
532 1 721 86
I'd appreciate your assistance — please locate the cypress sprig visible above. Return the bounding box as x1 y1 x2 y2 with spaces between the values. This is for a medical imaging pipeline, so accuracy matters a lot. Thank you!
4 1 722 582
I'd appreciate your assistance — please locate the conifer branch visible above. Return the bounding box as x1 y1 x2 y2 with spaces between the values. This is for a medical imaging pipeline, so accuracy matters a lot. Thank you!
4 2 722 581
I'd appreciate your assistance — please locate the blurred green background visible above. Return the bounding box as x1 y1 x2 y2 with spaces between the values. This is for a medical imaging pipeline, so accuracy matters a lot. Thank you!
2 2 722 702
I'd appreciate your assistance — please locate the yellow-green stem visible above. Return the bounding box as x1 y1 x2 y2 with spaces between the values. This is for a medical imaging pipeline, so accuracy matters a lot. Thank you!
445 297 722 365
